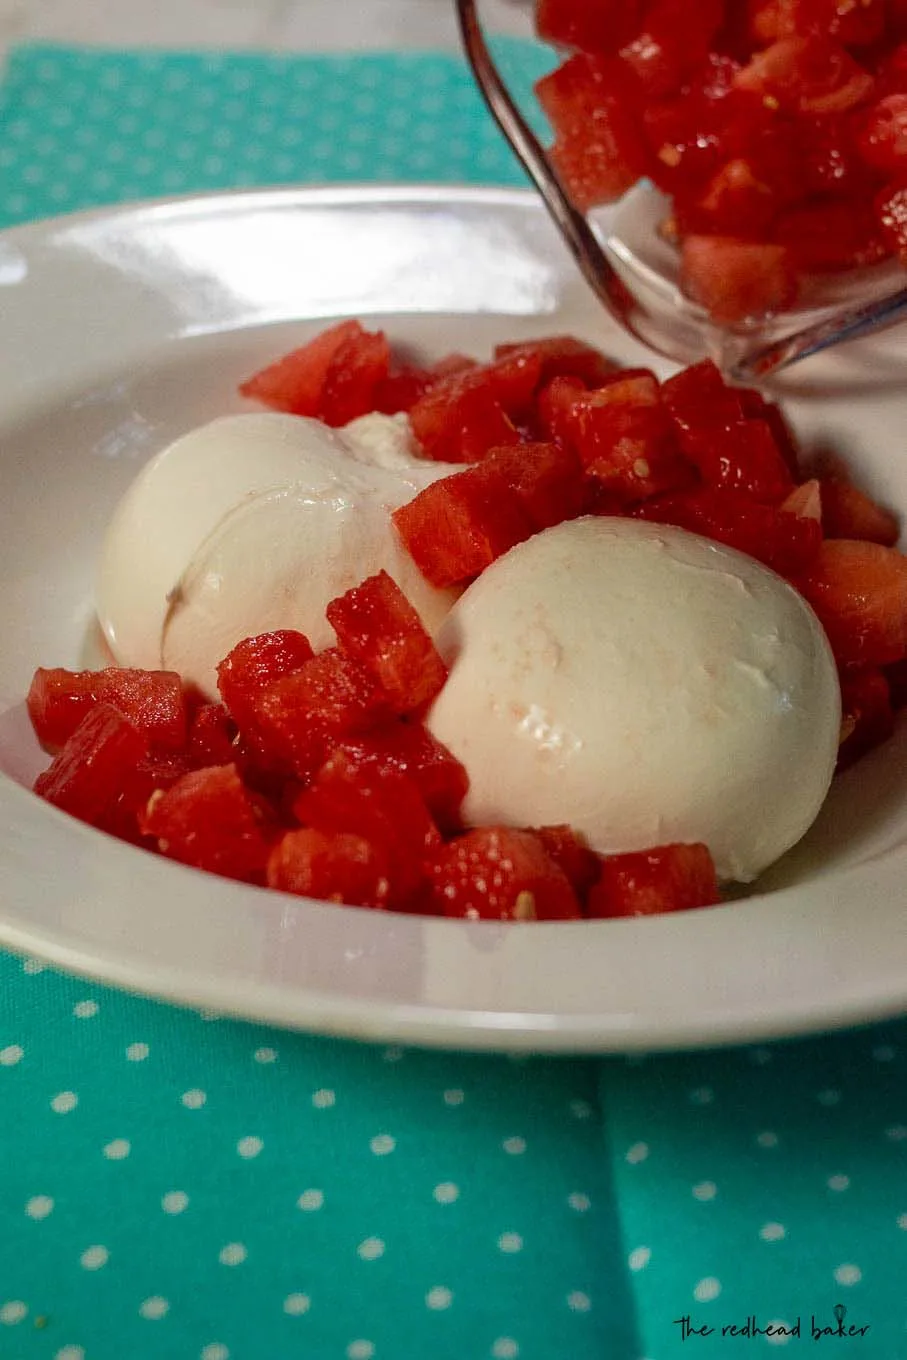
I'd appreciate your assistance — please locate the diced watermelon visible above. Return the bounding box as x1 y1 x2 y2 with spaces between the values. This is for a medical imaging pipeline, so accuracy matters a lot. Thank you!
253 649 392 781
820 479 900 545
392 465 534 588
536 374 588 444
407 351 541 462
635 486 823 575
619 0 725 98
326 570 447 714
548 116 651 211
586 843 720 916
373 353 482 414
425 827 581 921
239 319 362 415
662 360 794 501
536 55 652 208
139 764 271 883
859 92 907 172
774 200 891 270
837 666 895 768
680 235 798 323
643 95 729 194
791 539 907 664
27 666 187 754
372 365 435 415
239 320 390 426
875 176 907 255
294 755 439 908
794 113 870 199
187 702 238 768
738 387 802 476
531 825 602 900
662 358 745 428
318 327 392 427
331 723 469 832
733 36 875 114
642 87 773 196
535 0 645 55
267 827 392 908
748 0 886 47
481 441 586 529
33 703 150 836
675 157 781 239
549 370 696 503
493 335 618 389
217 630 315 731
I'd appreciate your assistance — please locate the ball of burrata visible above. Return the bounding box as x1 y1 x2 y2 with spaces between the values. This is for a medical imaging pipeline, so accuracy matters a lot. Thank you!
426 517 841 882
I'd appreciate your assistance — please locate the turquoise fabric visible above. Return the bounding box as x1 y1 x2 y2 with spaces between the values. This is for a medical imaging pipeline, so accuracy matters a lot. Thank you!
1 40 906 1360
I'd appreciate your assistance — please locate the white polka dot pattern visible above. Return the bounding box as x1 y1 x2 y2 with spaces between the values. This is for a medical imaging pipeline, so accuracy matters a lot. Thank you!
606 1030 907 1356
0 39 904 1360
0 40 551 228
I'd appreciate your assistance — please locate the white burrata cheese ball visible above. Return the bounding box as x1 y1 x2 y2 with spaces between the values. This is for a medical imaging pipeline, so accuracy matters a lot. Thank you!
426 516 841 882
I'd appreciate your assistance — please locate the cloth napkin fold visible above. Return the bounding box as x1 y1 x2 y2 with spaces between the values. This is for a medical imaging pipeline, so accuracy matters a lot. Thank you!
0 40 905 1360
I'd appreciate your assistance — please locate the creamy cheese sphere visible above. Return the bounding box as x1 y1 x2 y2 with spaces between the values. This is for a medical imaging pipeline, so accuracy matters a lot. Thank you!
426 517 841 882
97 411 459 696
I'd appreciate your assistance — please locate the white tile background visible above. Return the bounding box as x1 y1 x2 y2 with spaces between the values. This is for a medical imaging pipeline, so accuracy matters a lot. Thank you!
0 0 532 55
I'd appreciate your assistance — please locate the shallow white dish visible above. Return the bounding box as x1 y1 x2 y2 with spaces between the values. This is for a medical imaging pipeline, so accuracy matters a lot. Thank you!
1 184 906 1053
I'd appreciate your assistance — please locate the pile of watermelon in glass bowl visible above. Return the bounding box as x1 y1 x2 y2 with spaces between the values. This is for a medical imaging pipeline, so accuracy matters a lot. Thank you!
24 319 907 926
530 0 907 336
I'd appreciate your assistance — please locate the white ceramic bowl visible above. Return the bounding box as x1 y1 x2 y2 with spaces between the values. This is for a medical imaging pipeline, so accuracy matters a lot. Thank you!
1 185 905 1052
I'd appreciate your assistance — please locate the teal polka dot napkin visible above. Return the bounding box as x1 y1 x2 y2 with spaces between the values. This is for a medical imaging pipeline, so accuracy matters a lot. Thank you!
0 40 553 224
0 40 905 1360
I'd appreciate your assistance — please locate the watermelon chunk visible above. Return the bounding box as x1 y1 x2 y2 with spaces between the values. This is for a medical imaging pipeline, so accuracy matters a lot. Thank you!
535 0 645 55
239 320 390 426
493 335 618 389
27 666 187 755
635 487 822 575
33 703 150 836
774 200 890 271
619 0 725 98
748 0 885 48
675 157 783 238
875 176 907 256
239 319 361 415
331 724 469 832
267 827 392 908
217 630 315 731
680 235 798 323
408 350 542 462
587 843 720 916
392 465 533 588
140 764 271 883
481 441 586 529
662 360 794 501
548 370 696 503
860 92 907 172
253 649 392 781
820 479 900 545
792 539 907 665
536 55 652 208
733 36 875 114
326 570 448 714
187 702 238 768
425 827 581 921
837 666 894 769
318 326 392 427
530 825 602 900
294 755 439 909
